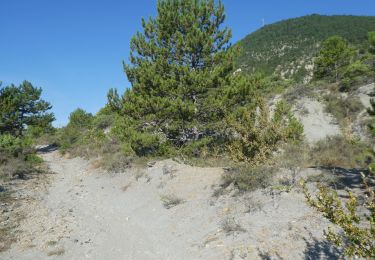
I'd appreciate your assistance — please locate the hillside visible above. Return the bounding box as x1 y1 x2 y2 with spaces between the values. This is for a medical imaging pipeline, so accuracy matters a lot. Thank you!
237 14 375 81
2 2 375 258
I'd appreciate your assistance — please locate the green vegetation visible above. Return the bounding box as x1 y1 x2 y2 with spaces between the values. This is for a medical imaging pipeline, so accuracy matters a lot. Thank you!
314 36 355 82
302 174 374 258
0 81 54 137
0 81 54 182
58 0 302 168
0 81 54 252
110 0 234 154
369 31 375 53
237 15 375 81
302 89 375 258
313 33 375 91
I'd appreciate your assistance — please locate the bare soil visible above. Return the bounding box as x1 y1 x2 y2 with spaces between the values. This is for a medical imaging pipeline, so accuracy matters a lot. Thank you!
0 150 343 259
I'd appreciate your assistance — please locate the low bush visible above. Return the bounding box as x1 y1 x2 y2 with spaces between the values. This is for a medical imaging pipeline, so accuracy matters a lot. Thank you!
102 153 133 173
310 136 373 169
226 100 304 165
341 60 374 91
221 217 246 234
301 173 375 258
324 94 364 124
160 194 184 209
221 165 274 192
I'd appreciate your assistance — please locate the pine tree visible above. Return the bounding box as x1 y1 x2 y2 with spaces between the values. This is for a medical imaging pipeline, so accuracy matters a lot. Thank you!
314 35 355 82
0 81 54 136
119 0 234 145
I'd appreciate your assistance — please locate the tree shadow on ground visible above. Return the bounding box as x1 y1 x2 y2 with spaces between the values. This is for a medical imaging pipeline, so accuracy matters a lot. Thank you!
314 166 373 190
303 236 342 260
36 144 58 154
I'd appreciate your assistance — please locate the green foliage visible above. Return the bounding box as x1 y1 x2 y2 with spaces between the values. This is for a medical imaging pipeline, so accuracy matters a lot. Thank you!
67 108 93 129
59 1 305 166
57 108 94 151
130 132 162 157
0 134 40 181
0 81 54 137
226 100 303 164
0 134 26 156
369 31 375 53
341 60 374 90
237 15 375 80
115 0 234 146
301 175 375 258
314 36 355 82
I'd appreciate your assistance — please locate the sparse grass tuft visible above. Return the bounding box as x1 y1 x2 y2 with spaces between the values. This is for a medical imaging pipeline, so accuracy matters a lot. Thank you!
221 165 274 193
121 183 132 192
221 217 246 234
160 194 184 209
46 240 58 246
47 248 65 256
244 197 263 213
103 152 132 173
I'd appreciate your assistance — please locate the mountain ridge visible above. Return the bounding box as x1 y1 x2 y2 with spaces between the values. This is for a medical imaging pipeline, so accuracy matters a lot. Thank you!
236 14 375 81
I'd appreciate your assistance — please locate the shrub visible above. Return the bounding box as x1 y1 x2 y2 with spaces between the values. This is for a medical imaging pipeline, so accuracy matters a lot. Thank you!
0 134 25 156
301 174 375 258
324 94 364 124
56 108 96 154
226 100 303 164
341 60 373 91
130 132 162 157
160 194 184 209
221 165 274 192
310 136 372 168
221 218 246 234
103 153 132 173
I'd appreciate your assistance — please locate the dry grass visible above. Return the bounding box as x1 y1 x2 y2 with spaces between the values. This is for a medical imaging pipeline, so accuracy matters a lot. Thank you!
221 166 274 193
160 194 185 209
323 94 364 124
310 136 372 169
46 240 58 246
121 183 132 192
47 248 65 256
103 153 132 173
221 218 246 235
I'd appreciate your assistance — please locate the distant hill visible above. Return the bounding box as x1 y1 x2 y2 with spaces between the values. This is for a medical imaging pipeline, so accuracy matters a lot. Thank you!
236 14 375 82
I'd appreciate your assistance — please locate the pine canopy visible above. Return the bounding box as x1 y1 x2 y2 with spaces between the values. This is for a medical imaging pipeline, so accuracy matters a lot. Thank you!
121 0 235 144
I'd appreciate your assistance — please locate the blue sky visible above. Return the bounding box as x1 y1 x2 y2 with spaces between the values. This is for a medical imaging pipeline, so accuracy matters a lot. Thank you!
1 0 374 126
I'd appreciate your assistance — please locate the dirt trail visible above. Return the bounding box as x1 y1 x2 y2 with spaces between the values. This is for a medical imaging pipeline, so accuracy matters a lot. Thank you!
1 150 340 259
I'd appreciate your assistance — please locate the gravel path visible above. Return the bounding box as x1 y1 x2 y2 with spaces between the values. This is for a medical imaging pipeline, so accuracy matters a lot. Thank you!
1 151 340 259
